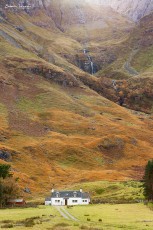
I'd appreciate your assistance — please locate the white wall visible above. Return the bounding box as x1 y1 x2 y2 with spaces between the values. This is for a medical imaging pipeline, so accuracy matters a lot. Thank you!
81 199 90 205
68 198 82 206
50 198 90 206
51 198 65 206
45 201 51 206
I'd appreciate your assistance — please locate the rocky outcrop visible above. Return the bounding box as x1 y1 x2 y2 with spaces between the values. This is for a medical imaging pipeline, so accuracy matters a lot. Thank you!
0 149 12 162
86 0 153 21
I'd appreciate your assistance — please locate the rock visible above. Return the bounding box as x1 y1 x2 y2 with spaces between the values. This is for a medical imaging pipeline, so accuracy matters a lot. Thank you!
114 118 122 121
24 187 31 194
44 126 52 131
86 0 153 21
131 138 137 146
15 26 24 32
0 150 12 162
0 8 7 20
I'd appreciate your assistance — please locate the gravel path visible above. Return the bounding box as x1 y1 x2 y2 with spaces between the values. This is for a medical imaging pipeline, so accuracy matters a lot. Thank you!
55 206 79 222
124 49 139 76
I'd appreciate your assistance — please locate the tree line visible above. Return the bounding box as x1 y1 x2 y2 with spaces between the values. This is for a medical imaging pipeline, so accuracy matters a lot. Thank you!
0 164 20 208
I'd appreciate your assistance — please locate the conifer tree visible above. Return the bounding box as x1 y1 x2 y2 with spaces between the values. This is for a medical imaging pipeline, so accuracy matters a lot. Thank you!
143 160 153 201
0 164 12 179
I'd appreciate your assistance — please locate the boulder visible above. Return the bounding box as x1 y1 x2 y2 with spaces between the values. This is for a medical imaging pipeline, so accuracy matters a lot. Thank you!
0 150 12 162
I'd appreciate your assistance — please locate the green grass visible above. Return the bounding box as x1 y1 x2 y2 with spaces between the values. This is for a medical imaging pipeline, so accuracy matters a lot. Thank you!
132 46 153 73
68 203 153 230
1 204 153 229
67 181 144 203
0 206 75 230
0 40 39 60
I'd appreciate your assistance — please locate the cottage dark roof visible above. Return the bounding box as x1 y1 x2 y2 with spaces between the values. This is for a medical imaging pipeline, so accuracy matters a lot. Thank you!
82 192 90 199
51 190 90 199
45 197 51 201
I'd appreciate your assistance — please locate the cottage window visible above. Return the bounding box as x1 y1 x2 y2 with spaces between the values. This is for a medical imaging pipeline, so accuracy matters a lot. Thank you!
55 200 60 203
56 192 60 198
83 200 88 202
72 200 78 203
73 192 77 197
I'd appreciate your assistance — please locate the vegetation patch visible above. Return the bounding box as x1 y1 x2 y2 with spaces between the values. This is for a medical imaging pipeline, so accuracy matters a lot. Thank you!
52 222 70 229
1 223 13 228
68 181 144 204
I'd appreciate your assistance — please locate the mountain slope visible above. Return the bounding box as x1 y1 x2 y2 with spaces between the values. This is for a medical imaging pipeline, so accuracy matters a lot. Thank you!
0 1 153 195
96 12 153 113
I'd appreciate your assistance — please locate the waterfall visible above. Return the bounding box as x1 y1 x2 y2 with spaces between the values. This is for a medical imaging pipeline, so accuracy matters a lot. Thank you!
112 80 117 91
87 55 94 75
83 49 87 54
90 61 94 75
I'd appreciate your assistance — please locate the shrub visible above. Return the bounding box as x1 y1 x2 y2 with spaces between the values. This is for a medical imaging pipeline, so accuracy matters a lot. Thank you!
95 188 105 195
89 228 101 230
52 223 70 229
98 219 102 222
24 219 35 227
80 226 88 229
80 227 101 230
147 202 153 211
87 218 91 221
1 220 13 224
1 224 13 228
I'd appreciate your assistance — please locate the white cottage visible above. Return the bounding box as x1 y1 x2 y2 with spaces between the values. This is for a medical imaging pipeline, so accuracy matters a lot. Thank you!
45 189 90 206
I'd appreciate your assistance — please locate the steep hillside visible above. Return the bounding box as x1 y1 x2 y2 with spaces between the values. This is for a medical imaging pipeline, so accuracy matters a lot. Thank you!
97 12 153 113
0 56 153 194
0 1 153 195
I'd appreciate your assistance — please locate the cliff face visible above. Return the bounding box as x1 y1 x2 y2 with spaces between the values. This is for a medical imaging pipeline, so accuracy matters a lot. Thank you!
86 0 153 21
1 0 153 21
111 0 153 21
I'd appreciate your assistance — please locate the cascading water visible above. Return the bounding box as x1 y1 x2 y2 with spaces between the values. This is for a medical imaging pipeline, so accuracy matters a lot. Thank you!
83 48 86 54
90 61 94 75
75 6 97 75
87 55 94 75
112 80 117 91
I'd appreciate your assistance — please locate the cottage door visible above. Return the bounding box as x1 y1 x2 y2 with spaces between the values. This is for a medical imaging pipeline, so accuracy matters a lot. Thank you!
65 199 68 205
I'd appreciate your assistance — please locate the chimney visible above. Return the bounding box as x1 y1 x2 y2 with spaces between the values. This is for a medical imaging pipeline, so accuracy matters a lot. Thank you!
80 189 83 193
51 189 54 193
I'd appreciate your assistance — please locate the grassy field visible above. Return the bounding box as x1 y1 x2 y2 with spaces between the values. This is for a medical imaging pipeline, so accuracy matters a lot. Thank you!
0 204 153 229
68 203 153 230
0 206 73 230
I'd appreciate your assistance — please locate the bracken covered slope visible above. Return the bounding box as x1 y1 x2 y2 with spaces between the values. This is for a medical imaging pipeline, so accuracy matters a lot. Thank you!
0 1 153 195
